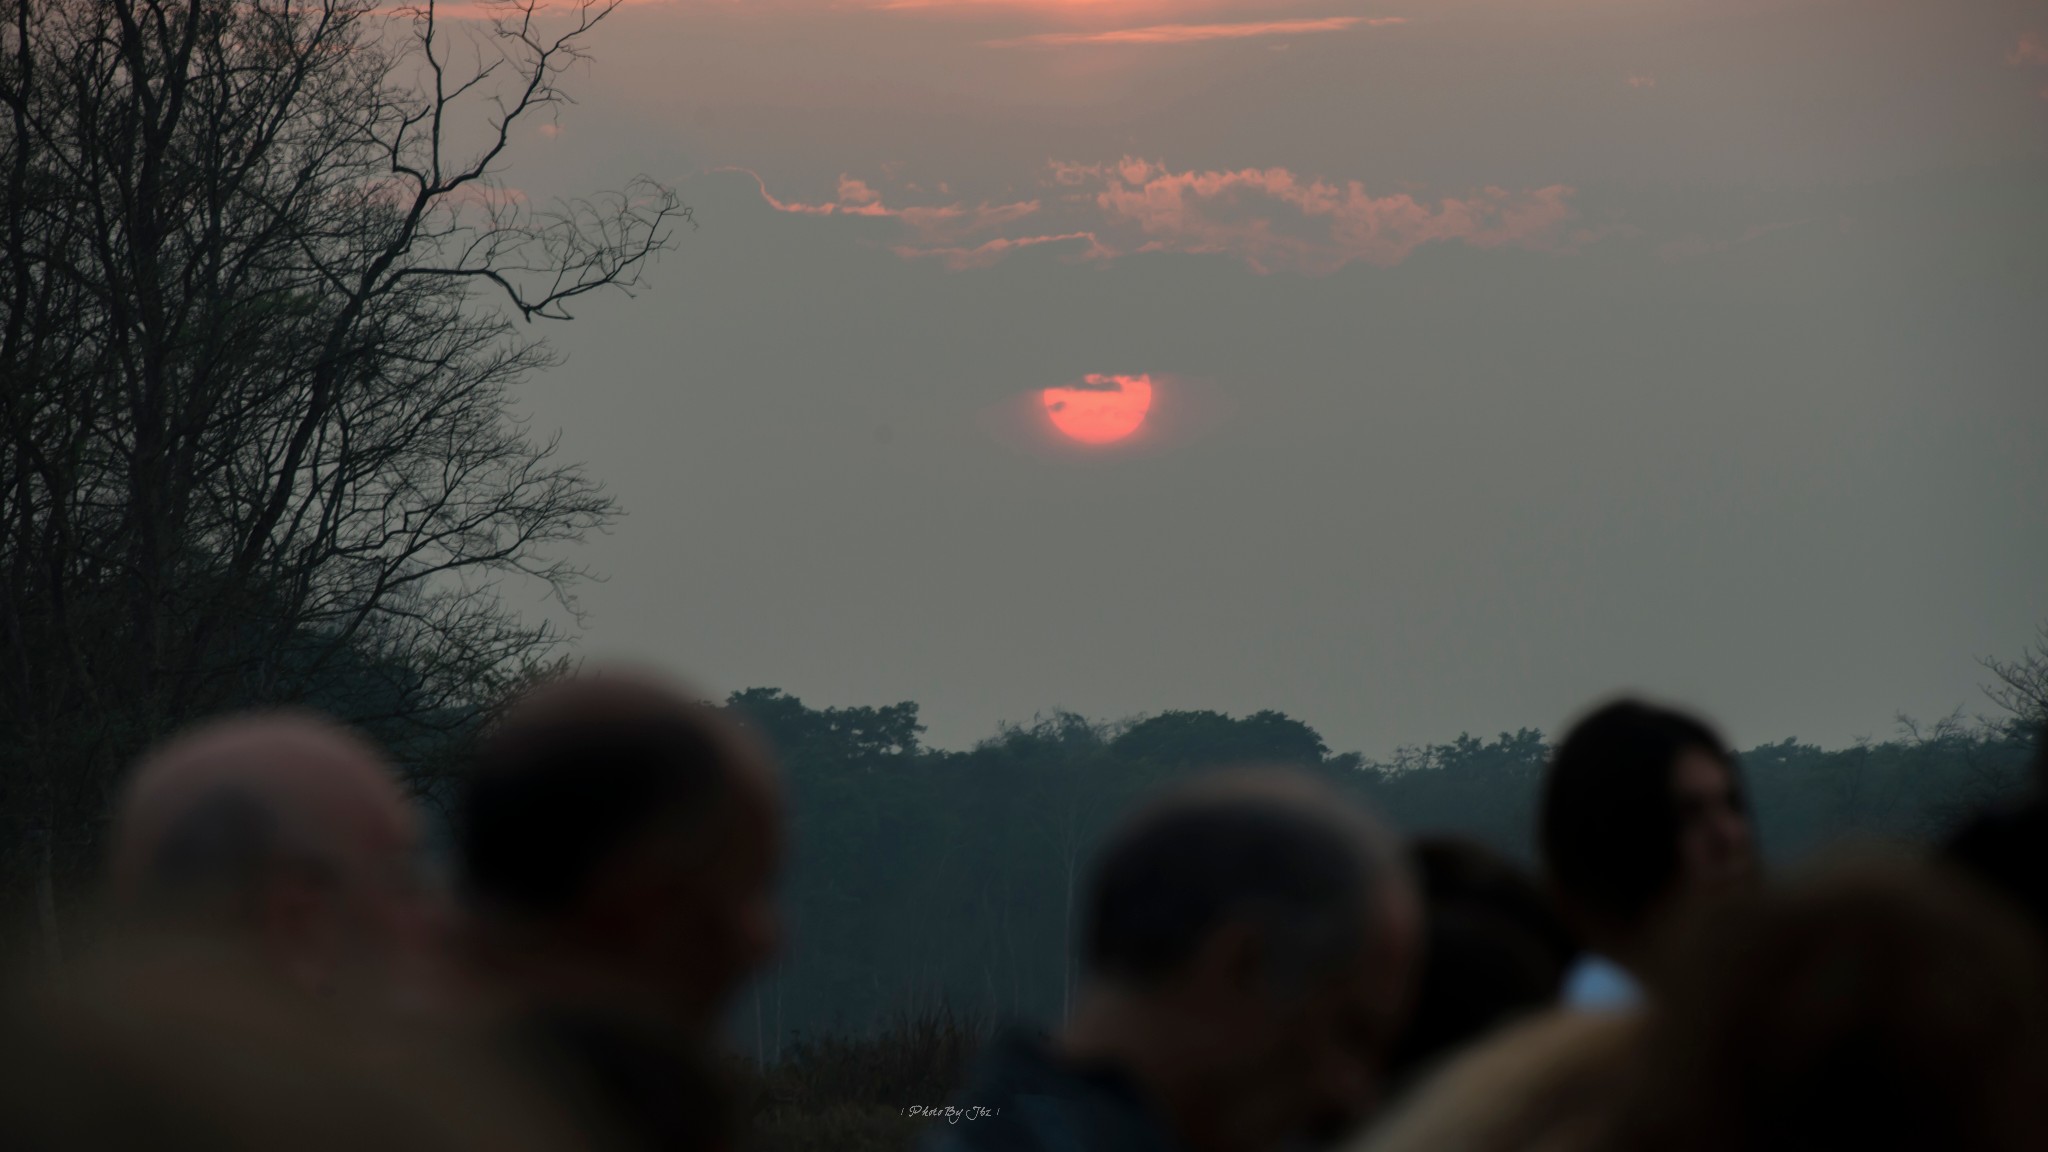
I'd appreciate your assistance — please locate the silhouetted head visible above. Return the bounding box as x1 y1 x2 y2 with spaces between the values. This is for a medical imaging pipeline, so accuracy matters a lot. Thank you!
457 667 783 1036
1069 768 1419 1152
1384 837 1572 1091
107 711 432 1002
1611 854 2048 1152
1942 721 2048 949
1539 698 1756 963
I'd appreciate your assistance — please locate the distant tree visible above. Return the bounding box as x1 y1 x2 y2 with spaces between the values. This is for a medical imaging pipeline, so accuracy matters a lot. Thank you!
721 689 933 1047
1361 729 1550 860
1984 622 2048 738
1741 720 2032 862
0 0 683 958
1110 708 1345 769
975 712 1121 1019
701 691 2035 1049
726 688 925 767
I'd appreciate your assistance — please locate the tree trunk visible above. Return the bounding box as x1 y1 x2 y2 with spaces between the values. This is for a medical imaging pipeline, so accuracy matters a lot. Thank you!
36 821 64 985
1061 838 1076 1022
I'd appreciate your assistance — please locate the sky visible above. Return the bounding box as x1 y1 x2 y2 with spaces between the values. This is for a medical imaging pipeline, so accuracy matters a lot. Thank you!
480 0 2048 756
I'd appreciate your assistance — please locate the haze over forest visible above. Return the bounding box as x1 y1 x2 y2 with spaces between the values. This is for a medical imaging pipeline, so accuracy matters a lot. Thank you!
487 0 2048 757
3 0 2046 1094
714 682 2038 1047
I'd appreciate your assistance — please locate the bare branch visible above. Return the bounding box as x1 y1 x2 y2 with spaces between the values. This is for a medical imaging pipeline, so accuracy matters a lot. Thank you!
0 0 672 883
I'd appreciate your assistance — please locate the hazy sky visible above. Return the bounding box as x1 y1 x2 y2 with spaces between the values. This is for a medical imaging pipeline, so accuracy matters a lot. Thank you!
486 0 2048 755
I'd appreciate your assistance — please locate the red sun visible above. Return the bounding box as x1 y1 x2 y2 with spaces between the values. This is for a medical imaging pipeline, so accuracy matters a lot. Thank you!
1042 374 1154 445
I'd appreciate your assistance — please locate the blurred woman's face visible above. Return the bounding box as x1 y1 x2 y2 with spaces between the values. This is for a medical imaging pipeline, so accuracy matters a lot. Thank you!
1670 750 1756 894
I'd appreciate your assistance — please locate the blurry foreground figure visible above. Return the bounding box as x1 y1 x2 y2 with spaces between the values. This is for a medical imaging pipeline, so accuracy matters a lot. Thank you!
1944 722 2048 944
4 709 589 1151
1354 855 2048 1152
1539 698 1757 1009
458 668 784 1152
1382 837 1572 1094
1350 1010 1640 1152
1600 854 2048 1152
106 709 443 1009
924 768 1419 1152
0 943 593 1152
1352 699 1760 1152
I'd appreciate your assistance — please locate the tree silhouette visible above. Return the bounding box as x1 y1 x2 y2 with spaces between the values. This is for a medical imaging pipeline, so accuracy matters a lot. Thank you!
1983 621 2048 738
0 0 684 958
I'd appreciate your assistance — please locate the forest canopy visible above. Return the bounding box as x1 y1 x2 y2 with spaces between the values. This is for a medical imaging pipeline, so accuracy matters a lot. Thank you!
718 687 2039 1056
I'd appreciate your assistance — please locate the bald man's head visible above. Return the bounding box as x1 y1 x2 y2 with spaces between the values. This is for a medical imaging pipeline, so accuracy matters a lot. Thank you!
1068 768 1421 1150
1085 768 1412 992
108 711 429 997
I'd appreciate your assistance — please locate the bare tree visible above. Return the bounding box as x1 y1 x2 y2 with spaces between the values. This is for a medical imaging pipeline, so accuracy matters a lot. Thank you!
0 0 685 955
1983 621 2048 737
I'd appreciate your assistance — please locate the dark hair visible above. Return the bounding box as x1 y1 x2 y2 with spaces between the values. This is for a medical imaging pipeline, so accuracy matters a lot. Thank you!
1611 857 2048 1152
458 707 742 917
1943 722 2048 947
1386 837 1573 1087
1084 782 1391 989
1946 800 2048 949
1539 698 1744 932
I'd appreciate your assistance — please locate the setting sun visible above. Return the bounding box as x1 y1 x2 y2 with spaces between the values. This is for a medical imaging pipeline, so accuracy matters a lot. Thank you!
1043 373 1153 444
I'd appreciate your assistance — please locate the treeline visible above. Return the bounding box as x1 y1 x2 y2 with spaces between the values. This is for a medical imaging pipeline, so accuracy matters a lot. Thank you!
721 688 2039 1057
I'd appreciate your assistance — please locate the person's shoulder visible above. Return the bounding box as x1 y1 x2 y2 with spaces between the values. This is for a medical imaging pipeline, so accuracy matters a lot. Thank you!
1349 1009 1643 1152
912 1024 1180 1152
506 1007 734 1152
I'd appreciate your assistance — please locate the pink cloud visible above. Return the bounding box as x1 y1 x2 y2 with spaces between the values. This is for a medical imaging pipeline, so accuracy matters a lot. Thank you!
1061 157 1576 274
1626 74 1655 89
2010 32 2048 67
725 167 1040 244
984 15 1401 48
737 159 1576 275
